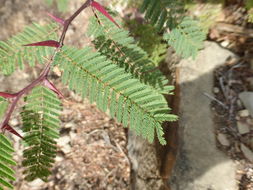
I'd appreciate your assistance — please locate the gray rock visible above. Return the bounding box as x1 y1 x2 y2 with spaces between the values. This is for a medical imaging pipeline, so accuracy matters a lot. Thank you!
239 92 253 117
238 109 250 117
217 133 230 146
241 143 253 163
170 42 237 190
237 121 250 135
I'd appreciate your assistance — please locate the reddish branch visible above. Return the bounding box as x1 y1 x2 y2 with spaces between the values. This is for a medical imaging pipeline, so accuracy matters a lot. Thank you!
0 0 94 137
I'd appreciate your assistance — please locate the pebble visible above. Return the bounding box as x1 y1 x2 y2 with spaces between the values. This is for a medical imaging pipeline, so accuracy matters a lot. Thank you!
28 179 44 187
55 155 64 162
62 144 72 154
221 40 229 47
57 135 71 147
217 133 230 146
64 122 75 129
213 87 220 94
241 143 253 163
238 109 250 117
239 92 253 117
237 121 250 134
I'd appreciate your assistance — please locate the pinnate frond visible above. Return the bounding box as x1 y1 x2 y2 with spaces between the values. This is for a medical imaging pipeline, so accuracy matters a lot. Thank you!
88 13 174 94
21 86 61 181
0 22 59 75
54 46 177 144
0 134 16 190
140 0 185 31
164 17 206 59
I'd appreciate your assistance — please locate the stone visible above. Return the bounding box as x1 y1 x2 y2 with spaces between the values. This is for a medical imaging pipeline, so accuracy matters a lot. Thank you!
237 121 250 134
57 135 71 147
239 92 253 117
217 133 230 146
238 109 250 117
27 179 44 188
213 87 220 94
241 143 253 163
170 42 237 190
62 144 72 154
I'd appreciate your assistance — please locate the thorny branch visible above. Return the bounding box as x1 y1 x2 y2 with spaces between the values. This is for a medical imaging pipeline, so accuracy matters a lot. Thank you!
0 0 93 136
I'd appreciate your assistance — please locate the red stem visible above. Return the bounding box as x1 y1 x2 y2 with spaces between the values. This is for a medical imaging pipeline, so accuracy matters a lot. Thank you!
0 0 93 130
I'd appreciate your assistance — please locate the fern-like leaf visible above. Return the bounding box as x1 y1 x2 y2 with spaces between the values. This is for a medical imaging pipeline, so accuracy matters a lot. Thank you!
164 17 206 59
140 0 185 31
0 134 16 190
21 86 61 181
54 46 177 144
0 22 59 75
88 13 174 94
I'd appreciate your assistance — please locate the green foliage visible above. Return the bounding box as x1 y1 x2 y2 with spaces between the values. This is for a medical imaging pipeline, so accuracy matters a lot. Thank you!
87 12 173 94
245 0 253 9
140 0 185 31
140 0 206 59
54 46 177 144
164 17 206 59
0 134 16 190
124 20 167 65
21 86 61 181
0 22 59 75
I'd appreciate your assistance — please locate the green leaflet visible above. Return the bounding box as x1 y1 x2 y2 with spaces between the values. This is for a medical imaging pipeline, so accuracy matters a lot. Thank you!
164 17 206 59
55 46 178 144
0 134 16 190
21 86 61 181
0 22 59 75
140 0 185 31
88 13 174 94
140 0 206 59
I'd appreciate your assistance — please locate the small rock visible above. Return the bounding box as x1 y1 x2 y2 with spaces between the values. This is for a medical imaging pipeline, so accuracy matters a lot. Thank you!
28 179 44 187
64 122 75 129
57 135 71 147
221 40 229 47
217 133 230 146
69 131 77 139
239 92 253 117
213 87 220 94
241 143 253 162
237 121 250 134
55 155 64 162
62 144 72 154
238 109 250 117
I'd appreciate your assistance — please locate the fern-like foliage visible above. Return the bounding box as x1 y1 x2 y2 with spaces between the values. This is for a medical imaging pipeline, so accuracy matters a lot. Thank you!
54 46 177 144
87 12 174 94
0 22 59 75
21 86 61 181
0 134 16 190
140 0 185 31
164 17 206 59
140 0 206 59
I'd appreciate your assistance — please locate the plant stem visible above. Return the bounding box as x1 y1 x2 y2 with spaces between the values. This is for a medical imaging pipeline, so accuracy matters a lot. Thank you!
0 0 93 130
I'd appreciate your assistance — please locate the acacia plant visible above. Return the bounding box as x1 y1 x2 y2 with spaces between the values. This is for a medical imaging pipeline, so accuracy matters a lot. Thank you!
0 0 205 189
